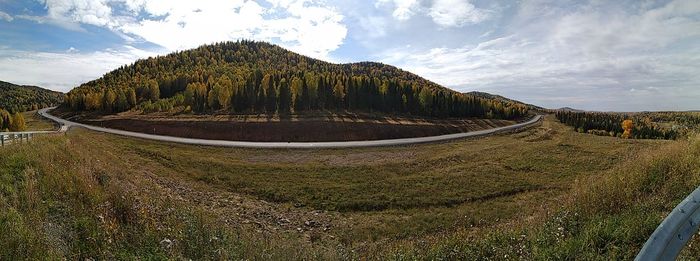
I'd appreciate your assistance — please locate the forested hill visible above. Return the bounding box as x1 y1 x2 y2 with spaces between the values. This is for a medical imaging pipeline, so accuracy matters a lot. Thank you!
0 80 63 113
466 91 544 111
65 41 529 119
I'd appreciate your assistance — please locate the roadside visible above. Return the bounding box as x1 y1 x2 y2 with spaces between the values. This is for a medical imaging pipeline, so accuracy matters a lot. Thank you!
0 114 666 259
52 106 523 142
39 107 543 148
0 110 59 146
22 109 58 131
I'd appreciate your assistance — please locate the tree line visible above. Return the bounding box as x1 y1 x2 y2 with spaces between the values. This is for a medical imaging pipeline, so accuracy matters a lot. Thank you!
64 40 529 120
555 111 683 140
0 81 63 114
0 109 26 132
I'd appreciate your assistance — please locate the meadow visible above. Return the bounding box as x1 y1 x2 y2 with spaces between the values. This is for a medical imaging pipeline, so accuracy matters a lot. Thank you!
22 110 57 131
3 115 696 259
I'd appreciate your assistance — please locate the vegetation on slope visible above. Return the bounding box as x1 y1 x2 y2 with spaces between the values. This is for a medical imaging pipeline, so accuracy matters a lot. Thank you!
555 110 700 139
64 41 529 119
382 134 700 260
0 133 335 260
21 110 56 131
0 109 26 131
0 80 63 113
466 91 544 111
0 116 666 259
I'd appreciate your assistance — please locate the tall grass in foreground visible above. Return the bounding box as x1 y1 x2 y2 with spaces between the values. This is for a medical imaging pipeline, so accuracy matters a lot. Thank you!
0 135 344 260
1 132 698 259
376 135 700 260
0 135 228 259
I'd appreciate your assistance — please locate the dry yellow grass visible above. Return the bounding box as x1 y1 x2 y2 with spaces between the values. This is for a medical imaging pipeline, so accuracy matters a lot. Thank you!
21 110 57 131
1 115 682 259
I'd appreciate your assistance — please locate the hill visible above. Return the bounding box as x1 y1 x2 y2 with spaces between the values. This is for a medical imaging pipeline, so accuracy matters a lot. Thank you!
558 106 583 112
0 80 63 113
466 91 544 111
64 41 529 120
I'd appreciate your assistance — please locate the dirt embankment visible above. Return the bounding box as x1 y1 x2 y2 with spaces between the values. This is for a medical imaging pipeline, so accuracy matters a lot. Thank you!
58 108 522 142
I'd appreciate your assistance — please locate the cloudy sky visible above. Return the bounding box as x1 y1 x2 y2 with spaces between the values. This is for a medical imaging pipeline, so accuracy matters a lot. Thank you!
0 0 698 111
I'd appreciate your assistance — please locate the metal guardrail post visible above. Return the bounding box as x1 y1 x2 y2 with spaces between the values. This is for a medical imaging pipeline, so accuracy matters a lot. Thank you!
636 186 700 260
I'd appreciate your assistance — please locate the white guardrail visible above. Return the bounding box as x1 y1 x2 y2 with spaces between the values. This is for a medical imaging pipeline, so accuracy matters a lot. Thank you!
636 186 700 260
0 130 58 146
0 132 36 146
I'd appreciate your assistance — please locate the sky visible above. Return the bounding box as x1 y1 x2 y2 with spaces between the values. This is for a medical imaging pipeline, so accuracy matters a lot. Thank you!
0 0 698 111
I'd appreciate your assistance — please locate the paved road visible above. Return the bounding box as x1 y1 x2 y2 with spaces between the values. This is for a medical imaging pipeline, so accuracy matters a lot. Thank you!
38 107 543 149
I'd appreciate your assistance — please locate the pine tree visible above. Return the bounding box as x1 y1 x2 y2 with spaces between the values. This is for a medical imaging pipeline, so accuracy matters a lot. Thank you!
127 89 137 107
262 74 277 113
116 90 128 112
278 78 291 114
290 76 305 112
332 80 345 110
103 89 116 112
148 80 160 102
9 112 26 131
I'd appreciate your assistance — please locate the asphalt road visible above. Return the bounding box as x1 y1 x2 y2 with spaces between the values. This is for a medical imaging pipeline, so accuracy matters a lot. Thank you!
38 107 543 149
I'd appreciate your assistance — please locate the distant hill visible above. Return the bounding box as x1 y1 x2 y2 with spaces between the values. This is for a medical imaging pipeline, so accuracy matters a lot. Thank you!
558 107 583 112
65 41 529 120
0 80 63 113
466 91 544 111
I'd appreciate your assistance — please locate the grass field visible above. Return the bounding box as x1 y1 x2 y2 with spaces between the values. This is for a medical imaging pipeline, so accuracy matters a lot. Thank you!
2 114 695 259
21 110 57 131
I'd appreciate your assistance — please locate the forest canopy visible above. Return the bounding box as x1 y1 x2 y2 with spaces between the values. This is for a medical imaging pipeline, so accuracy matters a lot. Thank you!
0 109 26 132
65 41 529 120
555 110 700 140
0 81 63 113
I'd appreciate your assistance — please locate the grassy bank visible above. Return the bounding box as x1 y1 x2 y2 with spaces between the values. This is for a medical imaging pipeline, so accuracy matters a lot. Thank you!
0 133 344 259
375 134 700 260
1 115 686 259
21 110 56 131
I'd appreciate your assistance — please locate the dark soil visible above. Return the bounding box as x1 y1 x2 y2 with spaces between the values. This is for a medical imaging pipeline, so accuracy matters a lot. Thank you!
81 118 513 142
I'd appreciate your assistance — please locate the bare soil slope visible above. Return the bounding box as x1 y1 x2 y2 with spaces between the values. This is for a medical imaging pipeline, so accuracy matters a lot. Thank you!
58 108 520 142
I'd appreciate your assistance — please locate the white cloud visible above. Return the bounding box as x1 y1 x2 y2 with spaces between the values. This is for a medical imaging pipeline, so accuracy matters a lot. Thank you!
357 15 389 38
0 11 12 22
376 0 489 27
0 47 158 92
25 0 348 60
26 0 116 29
379 0 700 111
389 0 419 20
428 0 489 27
5 0 700 111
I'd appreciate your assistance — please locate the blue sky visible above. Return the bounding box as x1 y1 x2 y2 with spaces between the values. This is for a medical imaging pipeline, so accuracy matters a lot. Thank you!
0 0 699 111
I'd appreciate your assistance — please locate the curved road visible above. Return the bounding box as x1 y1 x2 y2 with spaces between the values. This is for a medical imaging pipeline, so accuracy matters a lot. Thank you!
38 107 542 149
